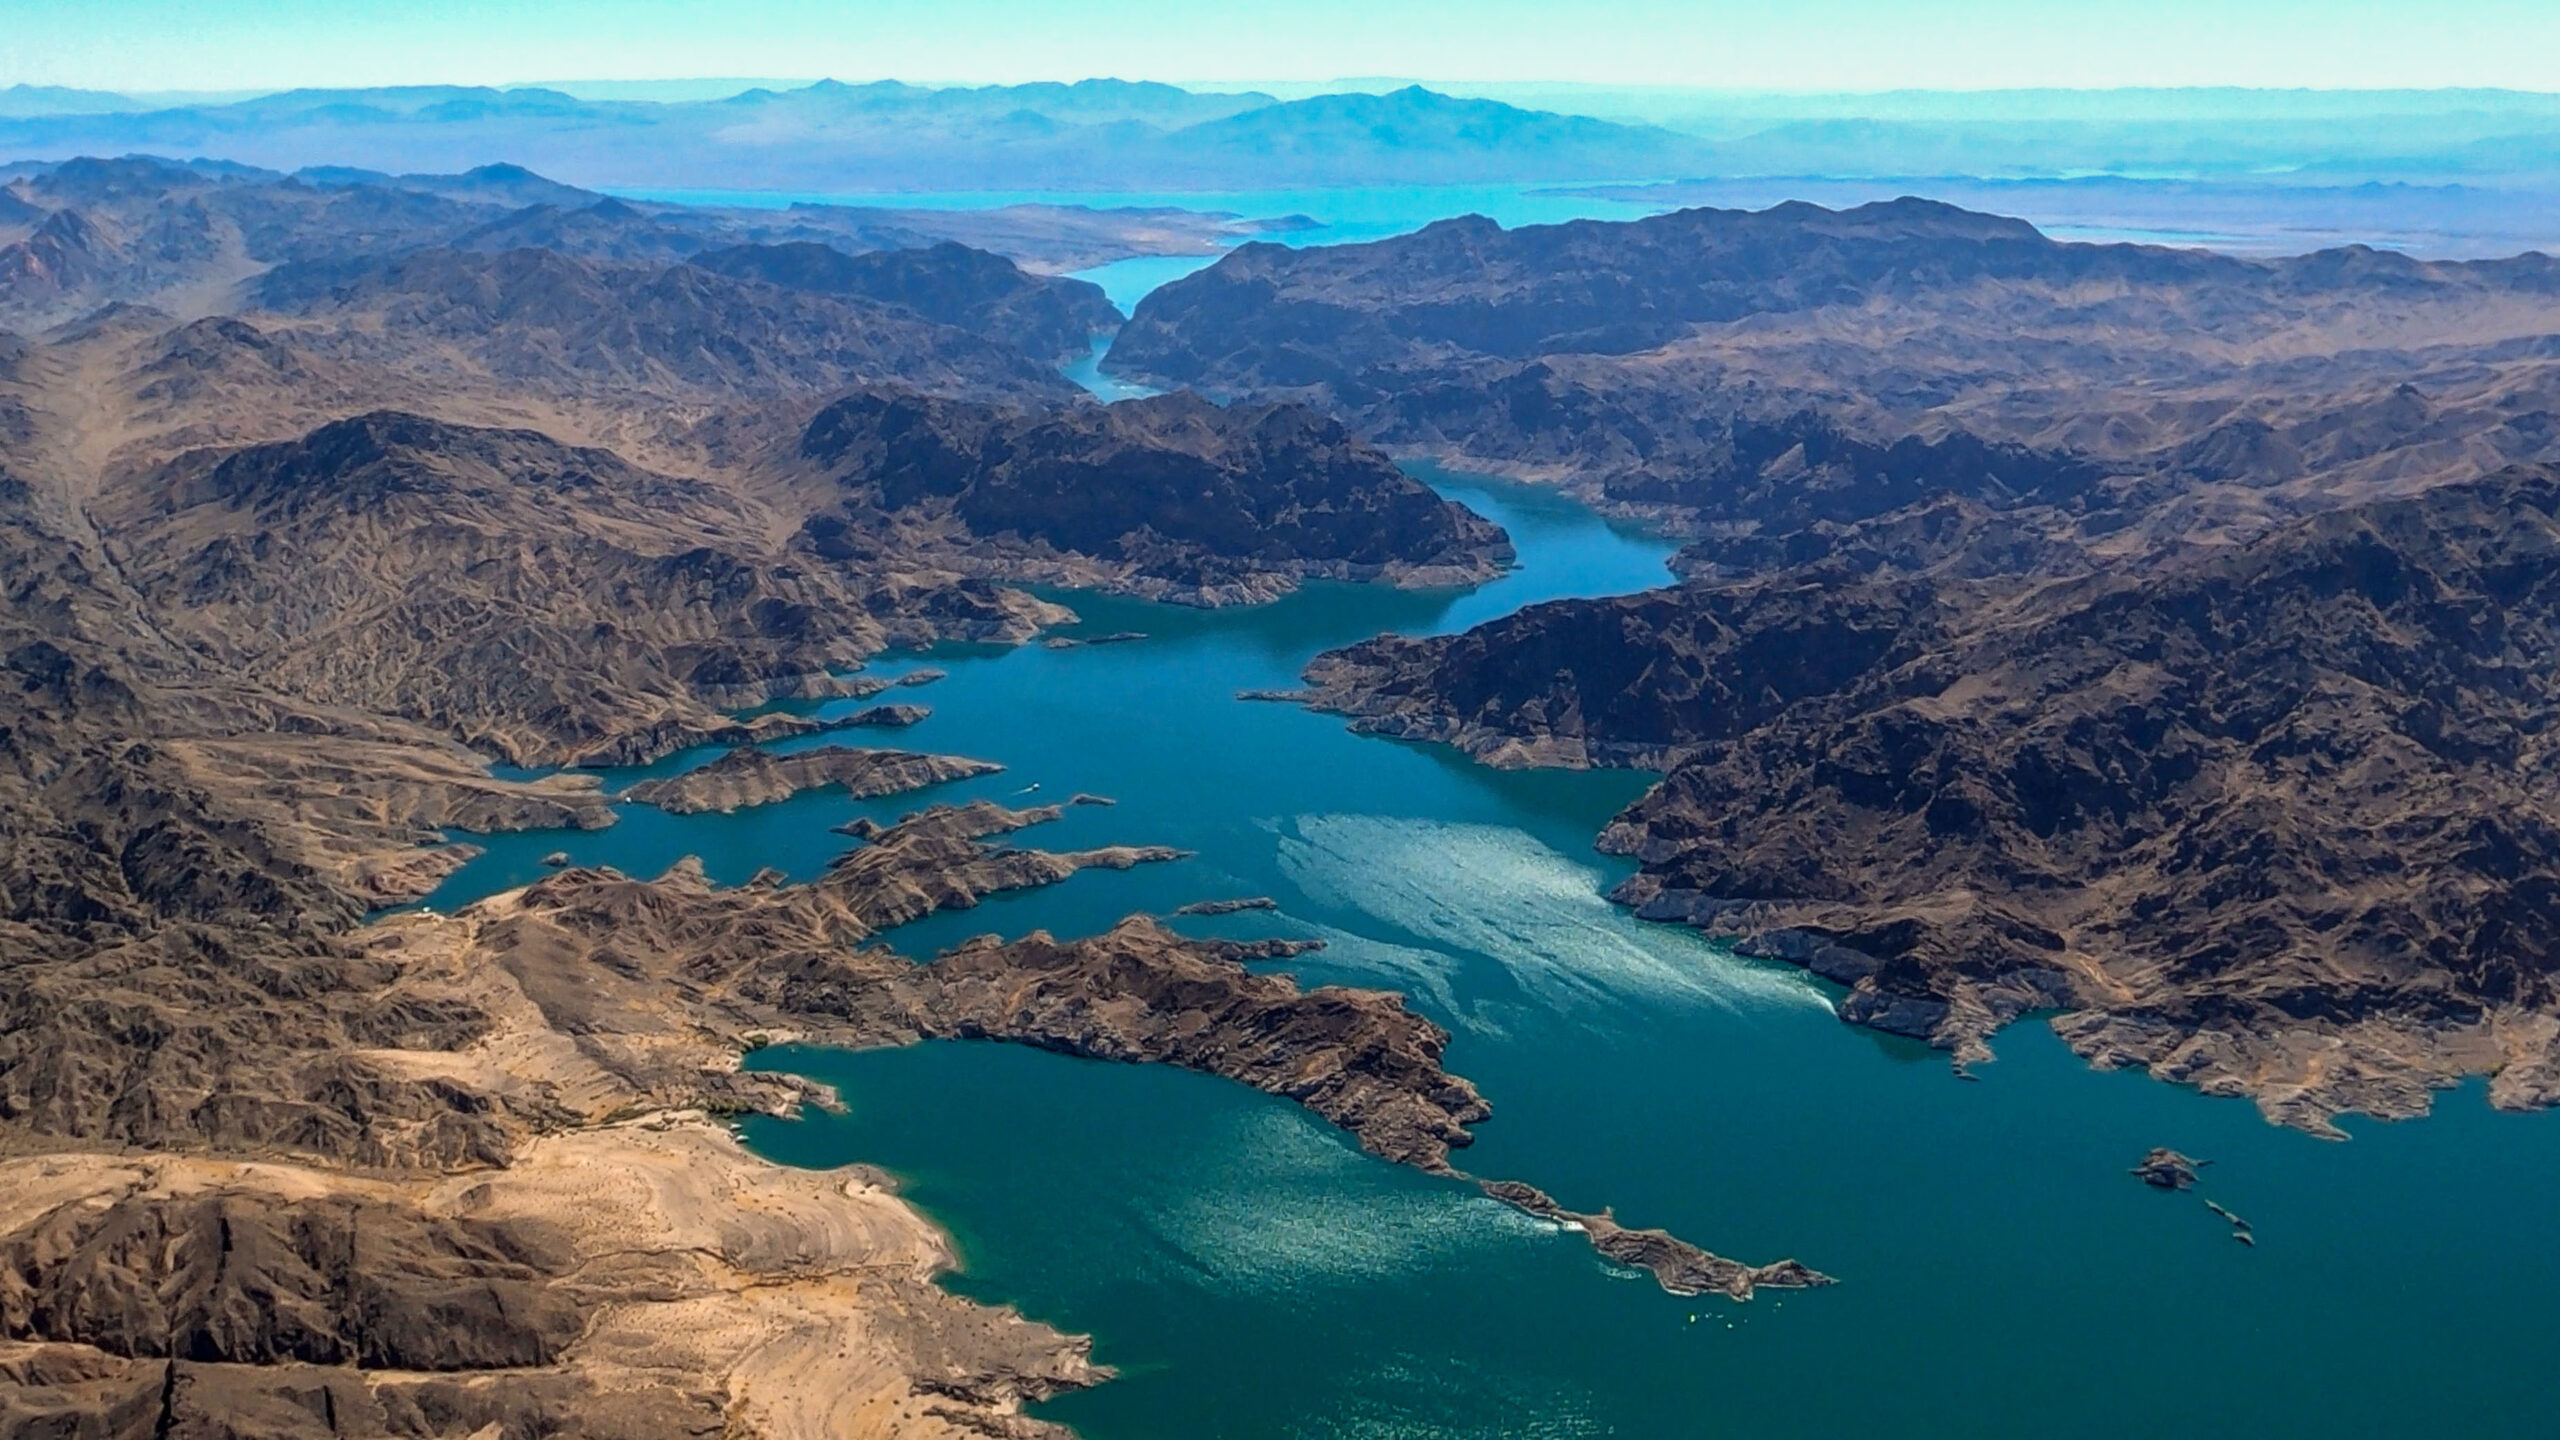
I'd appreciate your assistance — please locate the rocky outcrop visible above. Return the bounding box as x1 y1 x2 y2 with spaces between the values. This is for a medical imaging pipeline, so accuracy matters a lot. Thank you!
1300 465 2560 1136
1299 576 1954 771
2130 1149 2203 1190
1172 896 1278 915
622 745 999 815
906 917 1489 1171
1478 1181 1834 1300
796 388 1513 604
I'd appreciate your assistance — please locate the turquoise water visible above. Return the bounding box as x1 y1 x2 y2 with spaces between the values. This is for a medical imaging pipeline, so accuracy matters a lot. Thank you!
1069 253 1227 316
1061 330 1172 400
613 183 1667 248
421 452 2560 1438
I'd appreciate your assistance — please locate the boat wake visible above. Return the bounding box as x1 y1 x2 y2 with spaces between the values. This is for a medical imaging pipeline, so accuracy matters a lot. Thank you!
1273 814 1832 1025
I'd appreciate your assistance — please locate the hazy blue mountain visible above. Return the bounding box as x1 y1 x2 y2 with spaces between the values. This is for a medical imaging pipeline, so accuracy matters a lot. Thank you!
0 84 141 119
298 160 603 208
0 81 1698 191
1129 86 1706 185
2 79 2554 195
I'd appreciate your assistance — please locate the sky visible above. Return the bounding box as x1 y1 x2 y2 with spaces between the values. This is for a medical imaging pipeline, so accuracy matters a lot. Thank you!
3 0 2558 95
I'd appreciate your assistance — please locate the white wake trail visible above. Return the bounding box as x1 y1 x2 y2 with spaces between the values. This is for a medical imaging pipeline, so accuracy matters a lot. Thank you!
1274 814 1833 1020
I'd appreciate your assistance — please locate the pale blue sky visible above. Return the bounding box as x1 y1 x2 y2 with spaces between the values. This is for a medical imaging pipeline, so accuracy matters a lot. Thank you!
2 0 2555 95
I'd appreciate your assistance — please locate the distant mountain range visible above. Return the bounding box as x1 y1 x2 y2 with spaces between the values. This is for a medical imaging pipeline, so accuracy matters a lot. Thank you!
7 79 2556 193
0 81 1712 191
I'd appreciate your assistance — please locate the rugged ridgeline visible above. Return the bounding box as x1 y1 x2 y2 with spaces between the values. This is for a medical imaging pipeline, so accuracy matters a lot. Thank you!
246 244 1082 411
0 159 1199 485
0 153 1235 330
792 388 1514 603
1298 466 2560 1134
1109 199 2560 578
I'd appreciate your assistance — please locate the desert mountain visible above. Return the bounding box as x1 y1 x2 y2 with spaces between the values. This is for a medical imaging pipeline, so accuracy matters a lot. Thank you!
793 387 1513 601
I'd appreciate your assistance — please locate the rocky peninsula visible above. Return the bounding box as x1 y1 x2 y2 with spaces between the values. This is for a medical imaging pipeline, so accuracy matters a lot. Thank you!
621 744 1001 815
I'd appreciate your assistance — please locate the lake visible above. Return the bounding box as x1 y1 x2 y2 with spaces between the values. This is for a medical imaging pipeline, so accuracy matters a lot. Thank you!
422 458 2560 1440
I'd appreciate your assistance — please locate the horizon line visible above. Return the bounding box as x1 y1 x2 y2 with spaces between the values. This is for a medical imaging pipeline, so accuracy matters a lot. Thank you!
11 77 2560 104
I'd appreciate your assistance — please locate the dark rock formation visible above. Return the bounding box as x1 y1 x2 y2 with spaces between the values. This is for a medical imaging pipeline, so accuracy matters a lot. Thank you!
847 702 932 728
1172 896 1279 915
2130 1148 2204 1190
796 387 1513 603
906 918 1488 1170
